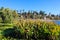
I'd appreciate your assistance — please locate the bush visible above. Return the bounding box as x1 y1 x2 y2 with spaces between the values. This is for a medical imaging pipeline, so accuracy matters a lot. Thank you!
3 27 21 39
1 19 60 40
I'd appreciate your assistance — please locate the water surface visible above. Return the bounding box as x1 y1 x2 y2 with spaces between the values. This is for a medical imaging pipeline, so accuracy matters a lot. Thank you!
54 20 60 25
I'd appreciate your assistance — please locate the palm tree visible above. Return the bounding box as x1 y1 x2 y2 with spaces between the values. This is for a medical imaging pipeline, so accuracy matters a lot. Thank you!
39 11 45 16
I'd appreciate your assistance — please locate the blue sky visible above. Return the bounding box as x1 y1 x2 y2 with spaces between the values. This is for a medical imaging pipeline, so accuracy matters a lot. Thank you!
0 0 60 15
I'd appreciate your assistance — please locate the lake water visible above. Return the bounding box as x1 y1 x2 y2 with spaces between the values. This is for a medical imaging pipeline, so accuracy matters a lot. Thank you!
54 20 60 25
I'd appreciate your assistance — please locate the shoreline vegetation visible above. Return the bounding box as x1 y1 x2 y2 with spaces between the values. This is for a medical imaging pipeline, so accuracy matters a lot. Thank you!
0 7 60 40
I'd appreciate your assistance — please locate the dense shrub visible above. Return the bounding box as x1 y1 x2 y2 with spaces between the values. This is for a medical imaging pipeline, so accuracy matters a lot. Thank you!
3 27 21 39
1 19 60 40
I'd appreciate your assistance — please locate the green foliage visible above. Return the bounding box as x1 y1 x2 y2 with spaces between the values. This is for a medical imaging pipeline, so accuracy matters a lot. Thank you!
0 7 18 23
0 17 2 23
2 21 59 40
0 7 60 40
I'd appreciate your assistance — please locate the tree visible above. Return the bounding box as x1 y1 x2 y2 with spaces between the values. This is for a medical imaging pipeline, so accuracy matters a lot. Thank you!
0 7 4 11
0 12 5 23
39 11 45 16
51 14 55 17
0 7 19 23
